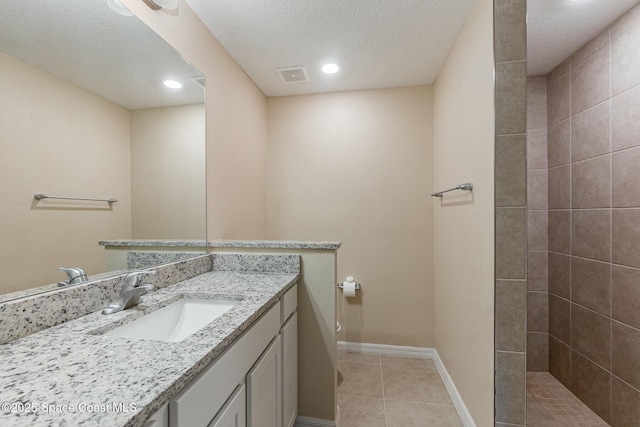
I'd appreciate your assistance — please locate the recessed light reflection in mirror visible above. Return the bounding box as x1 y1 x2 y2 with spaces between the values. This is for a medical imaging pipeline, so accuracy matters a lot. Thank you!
163 80 183 89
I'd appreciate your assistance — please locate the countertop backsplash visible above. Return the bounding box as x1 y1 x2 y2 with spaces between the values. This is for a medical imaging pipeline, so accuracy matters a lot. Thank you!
0 252 300 345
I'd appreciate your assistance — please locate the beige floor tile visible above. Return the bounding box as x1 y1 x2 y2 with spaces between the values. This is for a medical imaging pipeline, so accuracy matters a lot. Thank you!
382 365 453 405
380 355 436 369
338 361 383 398
338 394 386 427
385 400 462 427
338 395 386 427
338 350 381 364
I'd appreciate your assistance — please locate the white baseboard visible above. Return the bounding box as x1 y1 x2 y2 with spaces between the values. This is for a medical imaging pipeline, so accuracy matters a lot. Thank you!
431 349 476 427
338 341 434 358
337 341 476 427
294 415 336 427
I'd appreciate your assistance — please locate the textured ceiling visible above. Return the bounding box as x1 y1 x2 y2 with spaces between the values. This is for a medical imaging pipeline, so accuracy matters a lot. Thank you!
7 1 637 106
0 0 204 110
185 0 476 97
528 0 640 76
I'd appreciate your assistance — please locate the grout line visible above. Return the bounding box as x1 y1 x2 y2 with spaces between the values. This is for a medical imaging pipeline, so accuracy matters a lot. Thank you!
497 132 527 137
495 349 526 355
496 59 526 65
612 317 640 333
382 399 455 408
570 42 608 73
570 152 612 165
568 54 573 370
611 78 640 99
609 144 640 156
609 25 614 422
379 355 388 427
337 360 381 366
612 372 640 394
336 392 385 400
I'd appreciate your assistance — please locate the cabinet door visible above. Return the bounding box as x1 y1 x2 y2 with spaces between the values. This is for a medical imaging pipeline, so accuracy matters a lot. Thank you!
209 384 246 427
247 335 281 427
281 312 297 427
142 402 168 427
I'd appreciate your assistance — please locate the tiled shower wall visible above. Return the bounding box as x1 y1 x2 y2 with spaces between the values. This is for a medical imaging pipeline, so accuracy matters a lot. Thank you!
494 0 527 425
527 76 548 372
546 4 640 425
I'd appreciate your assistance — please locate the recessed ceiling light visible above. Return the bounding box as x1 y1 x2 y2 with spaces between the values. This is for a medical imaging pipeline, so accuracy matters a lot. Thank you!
321 63 341 74
163 80 182 89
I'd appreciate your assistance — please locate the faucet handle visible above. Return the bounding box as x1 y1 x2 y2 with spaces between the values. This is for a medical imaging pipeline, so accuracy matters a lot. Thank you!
121 271 156 292
58 267 88 285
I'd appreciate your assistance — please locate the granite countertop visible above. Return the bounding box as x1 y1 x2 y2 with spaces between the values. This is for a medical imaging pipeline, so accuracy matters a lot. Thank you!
99 239 342 250
209 239 342 250
98 240 207 247
0 270 298 427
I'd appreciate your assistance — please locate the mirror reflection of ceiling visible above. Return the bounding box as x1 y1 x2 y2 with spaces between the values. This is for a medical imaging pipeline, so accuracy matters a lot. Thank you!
0 0 204 110
528 0 640 75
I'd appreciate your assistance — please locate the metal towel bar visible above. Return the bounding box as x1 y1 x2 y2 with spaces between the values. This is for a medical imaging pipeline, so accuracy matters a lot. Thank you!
431 182 473 198
34 193 118 203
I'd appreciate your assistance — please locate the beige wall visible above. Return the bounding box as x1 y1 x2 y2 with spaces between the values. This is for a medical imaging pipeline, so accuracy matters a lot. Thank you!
267 86 434 347
0 51 132 293
432 0 495 425
122 0 269 241
130 104 206 239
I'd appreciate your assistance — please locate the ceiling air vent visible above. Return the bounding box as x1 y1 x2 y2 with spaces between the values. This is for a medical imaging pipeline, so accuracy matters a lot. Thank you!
277 66 309 84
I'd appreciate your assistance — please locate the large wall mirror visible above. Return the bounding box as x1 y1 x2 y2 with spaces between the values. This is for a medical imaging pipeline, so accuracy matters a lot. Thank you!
0 0 206 301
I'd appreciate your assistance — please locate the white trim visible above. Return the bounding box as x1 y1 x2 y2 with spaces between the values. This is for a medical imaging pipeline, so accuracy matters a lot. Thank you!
337 341 476 427
337 341 434 358
294 415 336 427
431 349 476 427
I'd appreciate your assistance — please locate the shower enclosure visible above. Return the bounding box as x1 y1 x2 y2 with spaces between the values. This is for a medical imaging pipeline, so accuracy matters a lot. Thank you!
524 3 640 425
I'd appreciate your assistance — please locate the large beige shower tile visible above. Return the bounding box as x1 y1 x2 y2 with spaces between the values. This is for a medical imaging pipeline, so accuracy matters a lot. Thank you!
571 47 610 114
612 23 640 95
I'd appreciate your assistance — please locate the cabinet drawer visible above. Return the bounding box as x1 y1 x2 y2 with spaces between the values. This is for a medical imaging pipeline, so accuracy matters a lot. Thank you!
170 302 280 427
281 284 297 324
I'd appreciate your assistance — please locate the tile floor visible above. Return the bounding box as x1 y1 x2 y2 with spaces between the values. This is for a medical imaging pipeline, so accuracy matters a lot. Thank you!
527 372 609 426
337 350 463 427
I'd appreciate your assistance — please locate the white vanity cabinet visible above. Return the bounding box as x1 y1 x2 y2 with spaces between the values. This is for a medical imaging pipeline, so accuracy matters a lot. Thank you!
143 284 298 427
209 384 246 427
280 286 298 427
247 335 281 427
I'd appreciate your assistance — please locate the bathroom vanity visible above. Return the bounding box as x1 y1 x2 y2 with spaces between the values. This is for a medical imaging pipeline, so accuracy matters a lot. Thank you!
0 254 299 427
147 284 298 427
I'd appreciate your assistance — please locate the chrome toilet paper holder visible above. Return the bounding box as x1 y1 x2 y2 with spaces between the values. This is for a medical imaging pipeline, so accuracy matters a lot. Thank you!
337 281 361 290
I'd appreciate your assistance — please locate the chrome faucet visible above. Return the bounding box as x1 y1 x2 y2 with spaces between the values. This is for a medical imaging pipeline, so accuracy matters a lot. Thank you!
102 271 156 315
57 267 88 287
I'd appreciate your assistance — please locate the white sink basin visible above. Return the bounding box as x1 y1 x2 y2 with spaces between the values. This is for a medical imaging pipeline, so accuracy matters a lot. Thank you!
104 298 238 342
